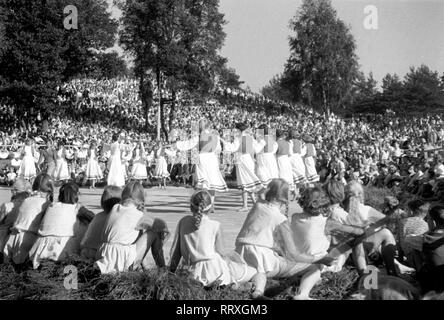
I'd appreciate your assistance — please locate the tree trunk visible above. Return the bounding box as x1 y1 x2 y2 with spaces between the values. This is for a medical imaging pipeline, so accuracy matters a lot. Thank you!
168 90 176 136
160 99 168 141
139 73 152 132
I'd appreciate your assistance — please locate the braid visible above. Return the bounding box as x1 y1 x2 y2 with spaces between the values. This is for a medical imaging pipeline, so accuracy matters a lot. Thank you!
193 201 206 229
190 190 212 230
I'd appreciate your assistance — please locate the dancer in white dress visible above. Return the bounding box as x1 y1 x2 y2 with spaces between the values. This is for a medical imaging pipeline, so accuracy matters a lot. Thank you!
17 139 37 182
176 119 228 212
221 122 264 212
276 130 295 192
53 142 70 182
86 142 103 189
170 190 257 287
304 136 320 184
131 142 148 182
153 142 170 189
107 134 125 188
255 124 279 187
289 129 307 190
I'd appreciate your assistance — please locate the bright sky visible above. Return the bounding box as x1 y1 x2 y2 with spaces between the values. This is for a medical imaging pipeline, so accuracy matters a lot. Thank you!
110 0 444 92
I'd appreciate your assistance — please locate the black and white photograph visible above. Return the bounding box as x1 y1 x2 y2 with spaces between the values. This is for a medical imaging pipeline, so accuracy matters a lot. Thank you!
0 0 444 307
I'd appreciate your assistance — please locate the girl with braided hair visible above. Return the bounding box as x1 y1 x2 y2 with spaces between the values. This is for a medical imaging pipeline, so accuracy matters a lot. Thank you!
95 181 167 274
170 190 257 288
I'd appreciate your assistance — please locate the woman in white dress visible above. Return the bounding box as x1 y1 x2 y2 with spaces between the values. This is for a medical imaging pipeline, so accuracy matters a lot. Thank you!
86 142 103 189
153 142 170 189
255 125 279 187
221 122 264 212
95 182 167 273
107 134 125 188
17 139 37 182
131 142 148 182
235 179 332 299
29 182 94 269
289 129 307 189
170 190 257 287
176 119 228 212
303 136 320 184
276 130 295 192
53 141 70 183
3 174 53 264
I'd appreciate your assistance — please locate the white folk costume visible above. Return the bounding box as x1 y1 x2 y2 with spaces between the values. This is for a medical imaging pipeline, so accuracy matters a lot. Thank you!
304 143 320 183
3 193 50 264
86 148 103 180
290 139 307 185
224 132 264 192
276 139 295 191
95 204 144 274
121 145 134 180
107 141 125 187
176 131 228 192
29 202 83 269
255 135 279 186
53 147 70 181
171 215 255 287
235 201 310 275
131 146 148 180
153 146 170 179
17 145 37 180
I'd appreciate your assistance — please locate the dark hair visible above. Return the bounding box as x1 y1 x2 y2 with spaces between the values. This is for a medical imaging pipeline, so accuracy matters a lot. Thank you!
299 187 331 216
407 199 427 217
429 205 444 226
58 182 79 204
236 122 249 132
288 128 299 140
265 178 289 203
32 173 54 200
112 133 119 142
325 180 345 205
190 190 212 229
258 124 270 135
101 186 122 213
121 181 145 209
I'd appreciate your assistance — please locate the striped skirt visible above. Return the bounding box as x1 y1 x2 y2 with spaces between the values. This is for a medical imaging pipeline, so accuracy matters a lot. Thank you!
290 153 307 185
304 156 320 183
277 155 295 191
196 153 228 192
236 154 263 192
256 153 279 186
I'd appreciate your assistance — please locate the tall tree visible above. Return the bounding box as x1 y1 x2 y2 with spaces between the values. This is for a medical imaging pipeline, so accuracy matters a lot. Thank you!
118 0 227 137
283 0 360 114
403 65 443 108
0 0 118 114
261 74 292 102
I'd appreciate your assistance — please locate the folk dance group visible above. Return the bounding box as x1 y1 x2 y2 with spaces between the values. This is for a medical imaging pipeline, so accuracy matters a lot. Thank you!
13 134 172 189
175 120 320 212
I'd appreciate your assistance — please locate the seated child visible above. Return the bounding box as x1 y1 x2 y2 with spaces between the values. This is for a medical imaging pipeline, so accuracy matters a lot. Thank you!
0 179 32 258
81 186 122 261
399 199 429 269
95 181 167 274
3 174 53 264
344 181 413 276
322 180 367 274
235 178 333 300
29 181 94 269
170 190 257 288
